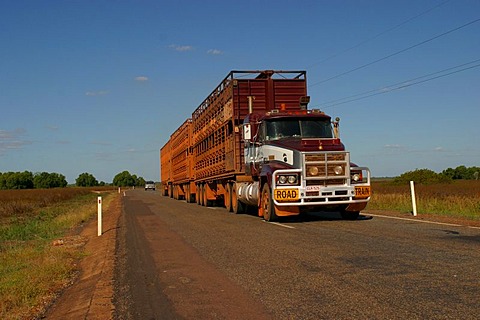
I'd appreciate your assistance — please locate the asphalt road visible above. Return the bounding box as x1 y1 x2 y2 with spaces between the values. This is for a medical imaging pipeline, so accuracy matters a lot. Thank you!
114 189 480 320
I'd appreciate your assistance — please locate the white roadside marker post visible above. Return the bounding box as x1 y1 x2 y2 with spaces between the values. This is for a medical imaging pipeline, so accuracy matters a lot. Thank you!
410 181 418 217
98 196 102 236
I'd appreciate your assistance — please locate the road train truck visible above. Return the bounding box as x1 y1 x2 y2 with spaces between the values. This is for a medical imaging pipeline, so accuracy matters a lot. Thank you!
160 70 371 221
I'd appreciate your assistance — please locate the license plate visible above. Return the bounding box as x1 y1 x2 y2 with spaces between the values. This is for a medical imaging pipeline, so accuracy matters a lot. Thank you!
355 186 371 198
274 188 299 202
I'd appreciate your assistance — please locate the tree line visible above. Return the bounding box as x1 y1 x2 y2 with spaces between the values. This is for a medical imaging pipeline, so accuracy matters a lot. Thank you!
393 166 480 185
0 170 148 189
1 165 477 190
441 165 480 180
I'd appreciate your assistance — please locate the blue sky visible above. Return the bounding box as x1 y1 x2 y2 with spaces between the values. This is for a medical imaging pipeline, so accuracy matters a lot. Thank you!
1 0 479 183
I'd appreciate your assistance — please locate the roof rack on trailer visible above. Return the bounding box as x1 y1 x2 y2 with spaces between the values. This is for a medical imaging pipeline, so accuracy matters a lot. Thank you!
228 70 306 80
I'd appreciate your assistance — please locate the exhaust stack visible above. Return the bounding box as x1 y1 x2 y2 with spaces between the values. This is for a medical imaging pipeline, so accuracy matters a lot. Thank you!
248 96 255 113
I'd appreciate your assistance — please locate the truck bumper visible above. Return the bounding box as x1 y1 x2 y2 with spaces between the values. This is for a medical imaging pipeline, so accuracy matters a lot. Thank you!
272 169 371 210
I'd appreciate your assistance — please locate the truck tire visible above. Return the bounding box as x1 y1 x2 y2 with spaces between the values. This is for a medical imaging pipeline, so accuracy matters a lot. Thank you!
261 184 277 222
231 182 244 214
186 185 191 203
225 183 233 212
340 210 360 220
203 184 213 207
196 184 202 205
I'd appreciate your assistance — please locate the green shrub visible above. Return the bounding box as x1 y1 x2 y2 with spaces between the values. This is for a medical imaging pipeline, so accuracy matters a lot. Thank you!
393 169 452 185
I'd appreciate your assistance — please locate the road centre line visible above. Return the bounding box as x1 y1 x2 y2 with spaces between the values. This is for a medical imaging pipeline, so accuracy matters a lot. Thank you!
263 221 295 229
367 213 480 230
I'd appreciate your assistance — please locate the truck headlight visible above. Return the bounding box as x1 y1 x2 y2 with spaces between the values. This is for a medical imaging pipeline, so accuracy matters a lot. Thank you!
351 171 363 183
334 166 343 175
277 174 299 185
287 175 297 184
308 166 319 176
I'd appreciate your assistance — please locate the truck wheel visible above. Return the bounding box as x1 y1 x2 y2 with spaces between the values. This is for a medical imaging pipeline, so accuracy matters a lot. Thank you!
186 185 191 203
196 184 202 205
225 183 233 212
340 210 360 220
261 184 277 222
231 183 244 214
198 184 204 206
203 184 213 207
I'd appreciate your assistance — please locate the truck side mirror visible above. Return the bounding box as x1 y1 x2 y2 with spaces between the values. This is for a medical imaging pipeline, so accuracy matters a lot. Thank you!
333 117 340 138
243 123 252 141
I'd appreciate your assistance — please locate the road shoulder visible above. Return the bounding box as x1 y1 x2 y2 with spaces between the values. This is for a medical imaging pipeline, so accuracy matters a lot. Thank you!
42 194 121 319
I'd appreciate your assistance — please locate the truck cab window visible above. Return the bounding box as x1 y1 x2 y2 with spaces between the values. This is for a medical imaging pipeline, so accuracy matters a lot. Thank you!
301 119 333 138
265 119 333 140
266 120 300 140
257 122 265 142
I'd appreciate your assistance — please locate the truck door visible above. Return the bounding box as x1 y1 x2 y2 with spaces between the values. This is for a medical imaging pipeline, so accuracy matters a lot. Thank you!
243 122 262 176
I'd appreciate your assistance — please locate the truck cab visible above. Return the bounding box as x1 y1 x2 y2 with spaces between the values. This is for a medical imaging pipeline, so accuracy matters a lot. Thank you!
242 106 371 221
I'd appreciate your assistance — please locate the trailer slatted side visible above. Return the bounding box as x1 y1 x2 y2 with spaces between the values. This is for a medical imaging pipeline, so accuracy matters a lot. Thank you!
160 140 172 196
191 71 307 182
170 119 193 184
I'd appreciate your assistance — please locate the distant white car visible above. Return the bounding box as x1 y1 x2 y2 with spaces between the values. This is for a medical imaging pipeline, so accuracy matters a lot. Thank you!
145 181 156 191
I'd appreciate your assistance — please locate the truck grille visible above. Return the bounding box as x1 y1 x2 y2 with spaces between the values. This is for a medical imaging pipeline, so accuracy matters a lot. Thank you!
303 152 349 186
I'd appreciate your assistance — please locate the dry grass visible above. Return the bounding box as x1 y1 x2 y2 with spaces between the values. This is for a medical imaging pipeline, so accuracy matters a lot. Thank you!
369 180 480 220
0 187 117 319
0 187 116 220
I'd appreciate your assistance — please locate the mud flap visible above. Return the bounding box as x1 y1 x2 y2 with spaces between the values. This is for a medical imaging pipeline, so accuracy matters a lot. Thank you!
274 205 300 217
345 202 368 212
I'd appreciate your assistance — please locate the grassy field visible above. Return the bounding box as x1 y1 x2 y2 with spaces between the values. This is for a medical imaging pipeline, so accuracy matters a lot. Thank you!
369 180 480 220
0 187 117 319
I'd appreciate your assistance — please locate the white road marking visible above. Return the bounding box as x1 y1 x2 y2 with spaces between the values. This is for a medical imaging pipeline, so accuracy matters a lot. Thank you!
263 220 295 229
367 213 480 230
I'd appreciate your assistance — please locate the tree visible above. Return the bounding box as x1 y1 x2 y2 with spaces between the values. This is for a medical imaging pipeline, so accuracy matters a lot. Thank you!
76 172 99 187
441 167 455 179
0 171 68 189
135 176 146 187
466 166 480 180
17 171 34 189
113 171 136 187
442 166 480 180
0 171 34 189
33 172 67 189
394 169 452 185
112 171 147 187
453 165 468 179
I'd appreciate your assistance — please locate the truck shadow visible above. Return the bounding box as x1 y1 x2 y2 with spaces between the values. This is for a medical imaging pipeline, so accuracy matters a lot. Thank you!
274 211 373 223
242 205 372 223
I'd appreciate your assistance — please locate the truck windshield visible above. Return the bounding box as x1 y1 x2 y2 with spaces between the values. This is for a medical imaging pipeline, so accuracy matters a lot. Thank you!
265 119 333 140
